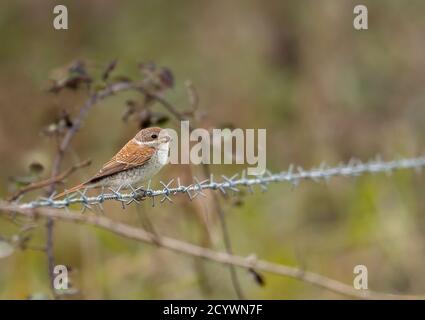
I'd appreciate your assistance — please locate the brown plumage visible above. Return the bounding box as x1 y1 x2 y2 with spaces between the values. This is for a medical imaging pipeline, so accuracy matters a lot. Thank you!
54 127 171 199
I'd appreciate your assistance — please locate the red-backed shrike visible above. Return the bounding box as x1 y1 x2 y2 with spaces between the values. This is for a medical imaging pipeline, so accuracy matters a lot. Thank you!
54 127 171 198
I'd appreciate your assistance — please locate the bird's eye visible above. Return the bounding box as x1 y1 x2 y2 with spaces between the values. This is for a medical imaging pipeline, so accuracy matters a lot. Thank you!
151 134 158 139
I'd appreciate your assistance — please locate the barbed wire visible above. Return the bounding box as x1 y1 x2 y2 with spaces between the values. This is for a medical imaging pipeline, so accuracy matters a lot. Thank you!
17 154 425 210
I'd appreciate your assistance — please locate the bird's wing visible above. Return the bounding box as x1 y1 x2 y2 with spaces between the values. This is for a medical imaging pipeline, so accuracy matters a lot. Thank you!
87 140 156 183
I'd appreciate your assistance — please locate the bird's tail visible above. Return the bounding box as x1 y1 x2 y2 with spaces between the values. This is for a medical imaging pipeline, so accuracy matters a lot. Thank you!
53 183 87 199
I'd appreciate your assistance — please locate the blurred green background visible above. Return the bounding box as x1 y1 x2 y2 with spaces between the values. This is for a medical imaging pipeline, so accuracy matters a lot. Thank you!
1 0 425 299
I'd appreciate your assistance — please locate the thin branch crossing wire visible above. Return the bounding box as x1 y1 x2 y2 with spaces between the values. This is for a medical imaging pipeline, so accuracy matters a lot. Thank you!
18 154 425 210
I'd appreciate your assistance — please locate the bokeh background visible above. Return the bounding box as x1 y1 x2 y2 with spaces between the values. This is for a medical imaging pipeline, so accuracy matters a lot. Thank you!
1 0 425 299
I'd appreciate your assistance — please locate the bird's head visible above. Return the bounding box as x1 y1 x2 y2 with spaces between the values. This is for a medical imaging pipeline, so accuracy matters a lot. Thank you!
134 127 171 148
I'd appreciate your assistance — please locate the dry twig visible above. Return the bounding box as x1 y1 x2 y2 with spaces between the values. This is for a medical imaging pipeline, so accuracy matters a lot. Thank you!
8 159 91 201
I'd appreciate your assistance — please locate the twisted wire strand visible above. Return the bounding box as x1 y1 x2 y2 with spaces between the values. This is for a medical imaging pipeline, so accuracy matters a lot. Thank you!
19 155 425 210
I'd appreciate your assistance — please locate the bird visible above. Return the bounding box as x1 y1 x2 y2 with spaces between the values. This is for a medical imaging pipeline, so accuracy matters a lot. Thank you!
54 127 171 199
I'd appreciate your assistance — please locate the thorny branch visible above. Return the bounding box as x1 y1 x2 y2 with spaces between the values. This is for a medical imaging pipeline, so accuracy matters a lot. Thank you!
0 201 422 300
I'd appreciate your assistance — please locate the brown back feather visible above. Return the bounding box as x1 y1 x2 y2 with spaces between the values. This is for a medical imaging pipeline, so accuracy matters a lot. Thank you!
88 139 155 183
